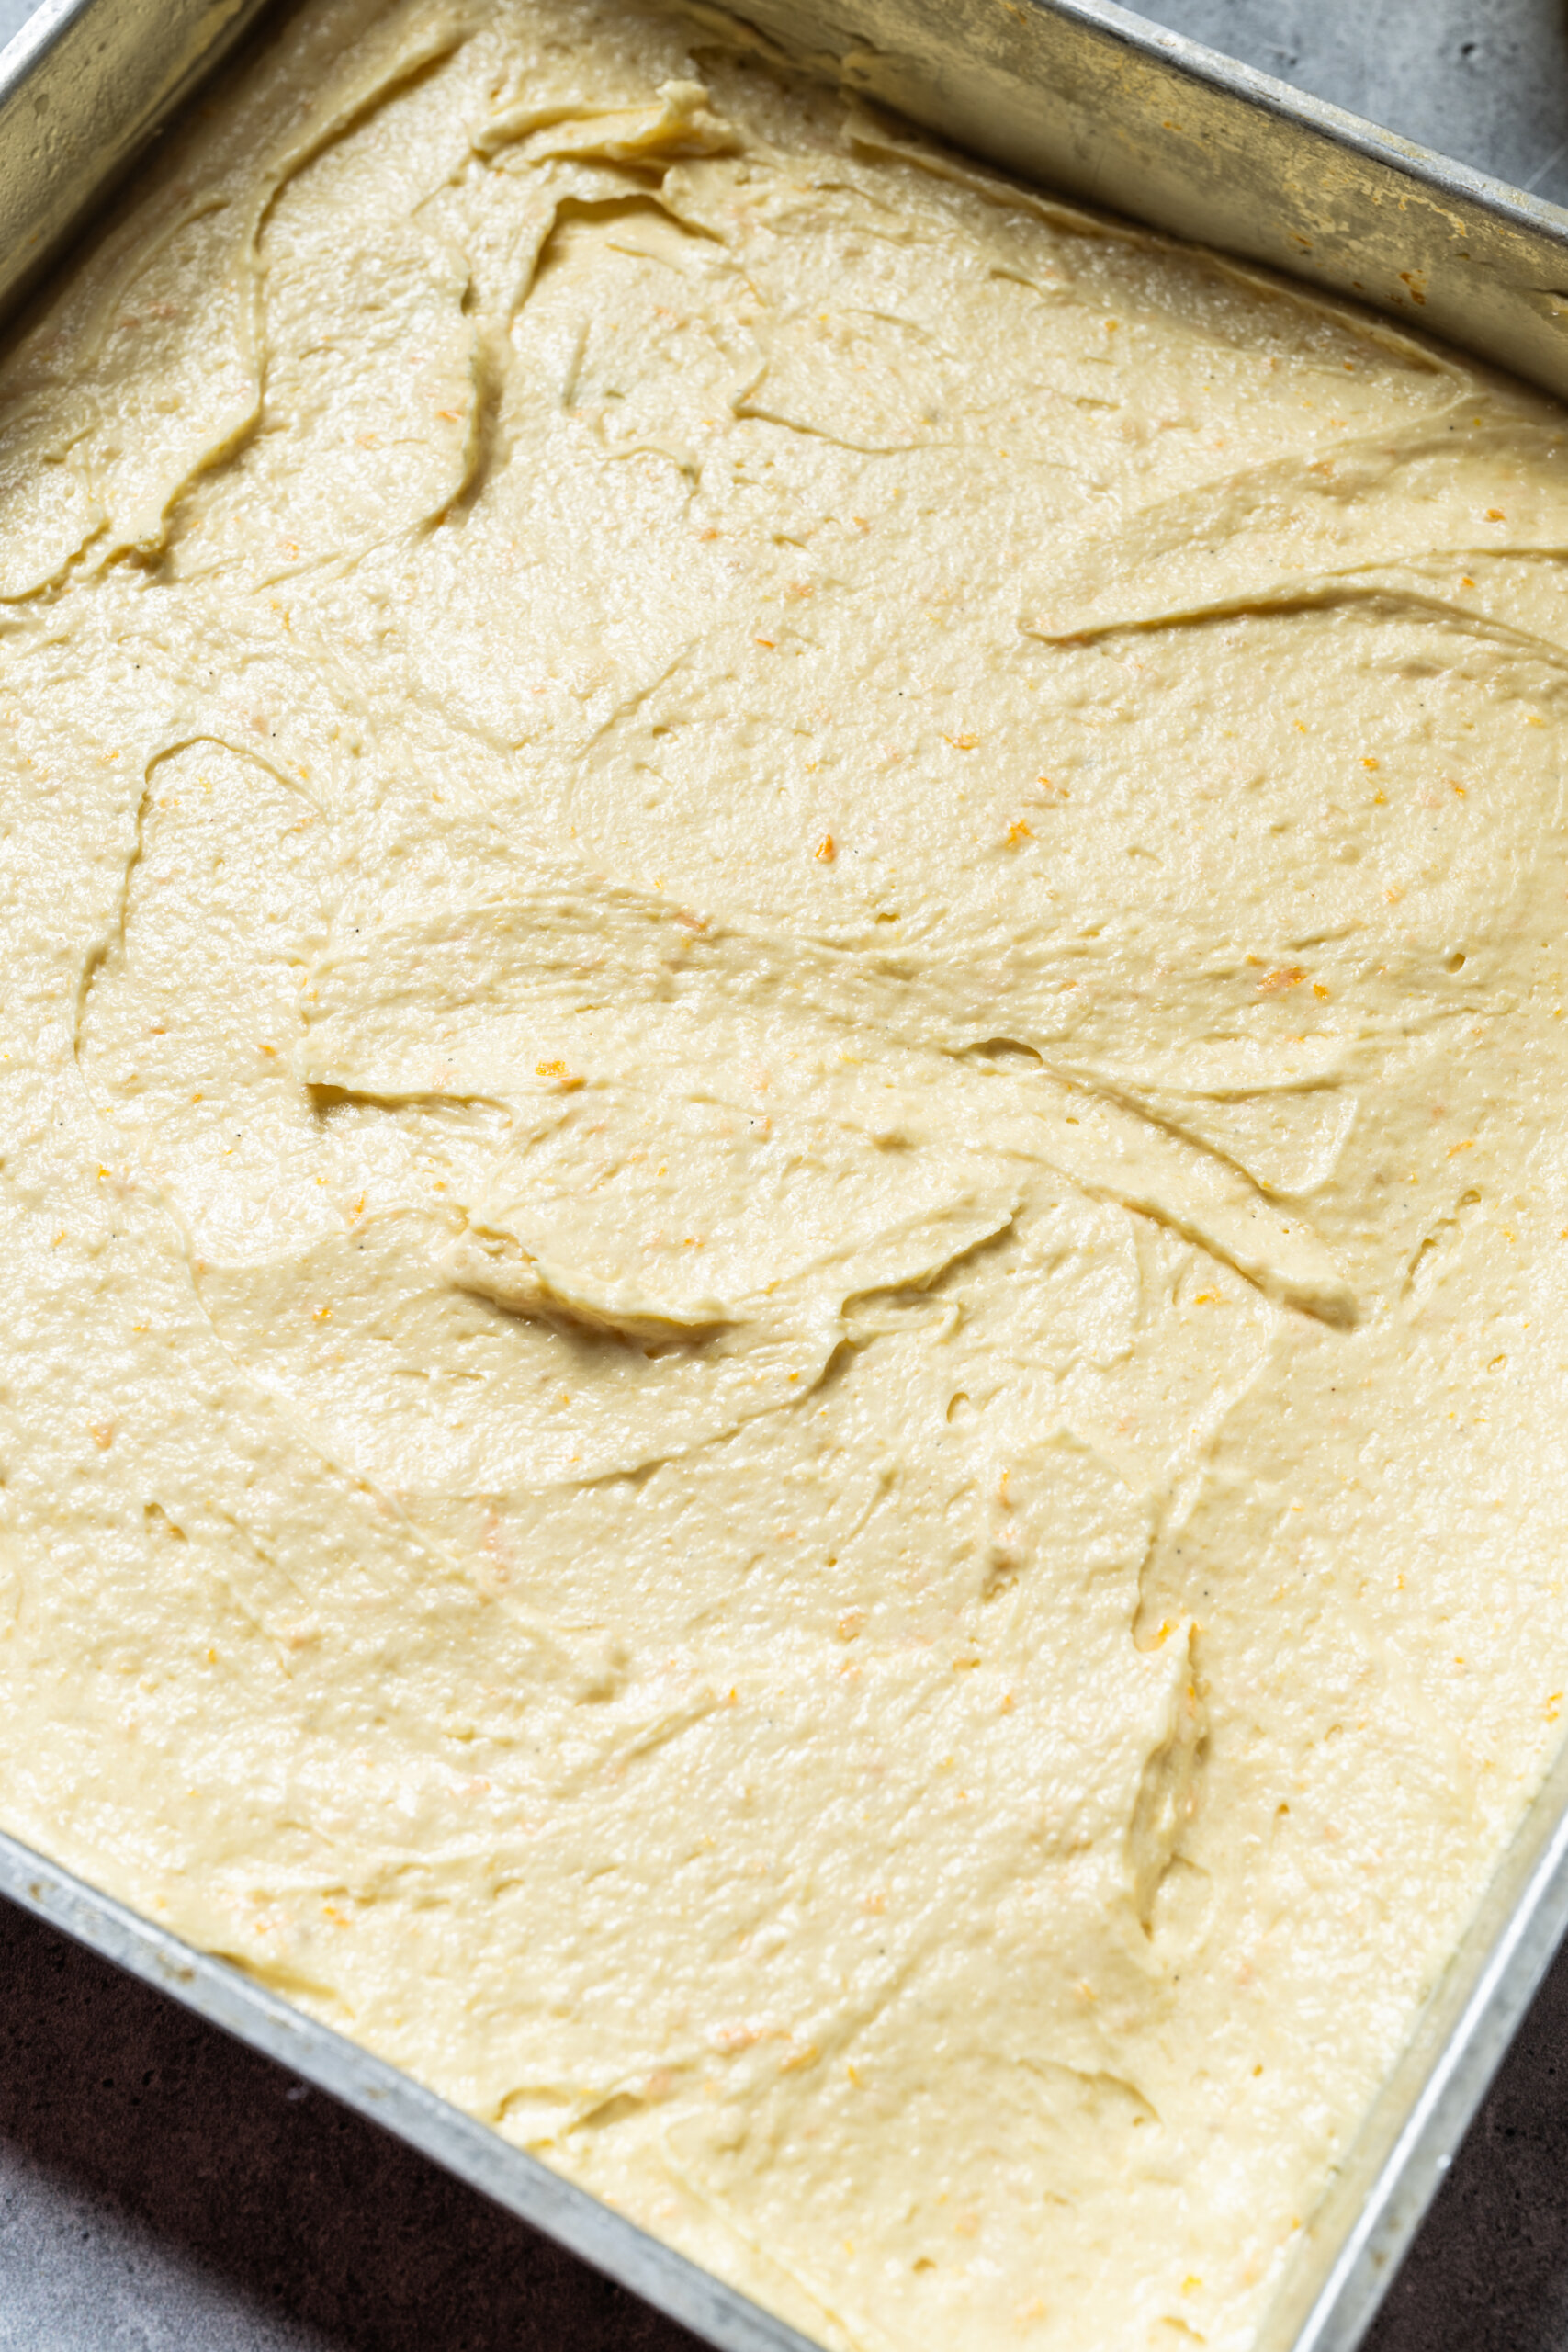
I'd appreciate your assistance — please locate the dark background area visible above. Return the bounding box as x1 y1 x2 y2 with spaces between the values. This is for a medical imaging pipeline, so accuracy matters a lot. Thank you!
6 0 1568 2345
6 1867 1568 2350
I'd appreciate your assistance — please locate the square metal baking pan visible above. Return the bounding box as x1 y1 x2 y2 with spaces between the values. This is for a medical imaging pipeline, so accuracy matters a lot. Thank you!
6 2 1568 2347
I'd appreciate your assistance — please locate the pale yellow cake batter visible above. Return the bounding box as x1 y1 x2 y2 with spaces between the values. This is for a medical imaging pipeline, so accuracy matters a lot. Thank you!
5 2 1568 2345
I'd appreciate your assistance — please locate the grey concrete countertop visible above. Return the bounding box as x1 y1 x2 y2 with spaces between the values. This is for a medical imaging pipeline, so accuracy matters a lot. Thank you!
5 2 1568 2346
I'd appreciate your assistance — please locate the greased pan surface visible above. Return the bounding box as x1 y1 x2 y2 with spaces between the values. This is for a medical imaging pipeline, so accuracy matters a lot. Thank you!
0 0 272 321
5 6 1568 2352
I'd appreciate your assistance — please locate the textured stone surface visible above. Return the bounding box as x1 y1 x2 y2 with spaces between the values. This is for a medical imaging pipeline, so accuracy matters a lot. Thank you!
4 1 1568 2346
1145 0 1568 209
0 1897 703 2352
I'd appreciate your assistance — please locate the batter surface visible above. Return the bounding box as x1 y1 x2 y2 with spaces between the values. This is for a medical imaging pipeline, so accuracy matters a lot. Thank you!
5 2 1568 2344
